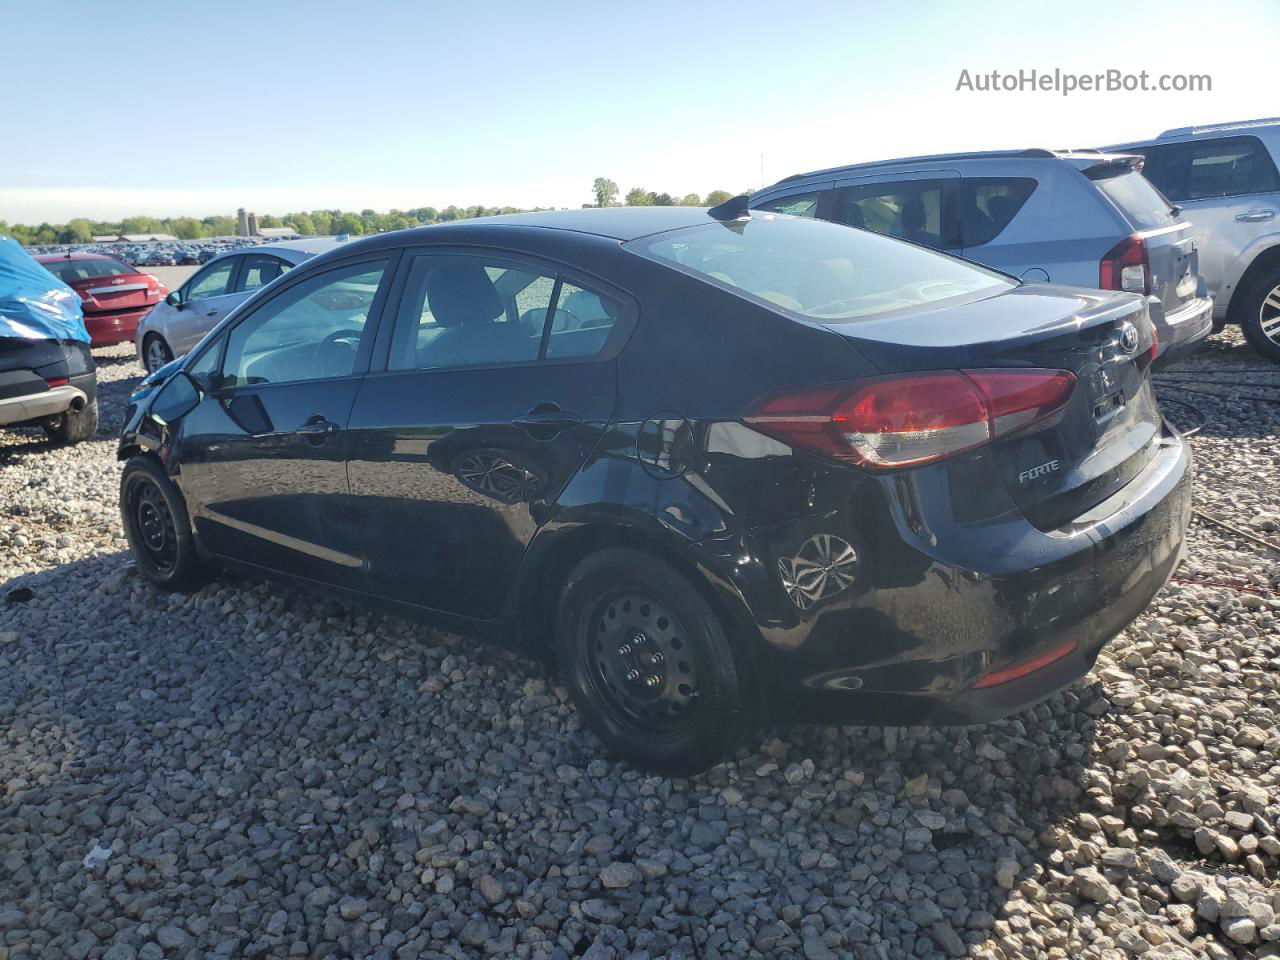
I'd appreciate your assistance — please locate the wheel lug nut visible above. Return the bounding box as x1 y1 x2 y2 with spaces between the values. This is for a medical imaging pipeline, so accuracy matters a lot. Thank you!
625 669 640 682
617 643 631 656
649 652 664 665
633 633 647 645
644 674 661 689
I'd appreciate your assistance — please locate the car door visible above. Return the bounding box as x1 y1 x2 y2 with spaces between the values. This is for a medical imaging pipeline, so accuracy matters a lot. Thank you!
171 256 245 354
1132 135 1280 305
176 255 395 589
344 249 627 620
828 170 962 251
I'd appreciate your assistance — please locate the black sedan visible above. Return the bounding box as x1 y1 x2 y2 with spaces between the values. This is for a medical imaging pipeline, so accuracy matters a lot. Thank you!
118 203 1191 774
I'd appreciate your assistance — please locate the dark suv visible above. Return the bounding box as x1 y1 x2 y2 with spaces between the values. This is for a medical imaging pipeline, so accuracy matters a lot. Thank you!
119 206 1190 774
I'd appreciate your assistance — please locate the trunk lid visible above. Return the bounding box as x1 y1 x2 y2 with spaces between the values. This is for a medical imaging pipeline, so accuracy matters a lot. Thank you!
67 272 158 312
827 284 1160 529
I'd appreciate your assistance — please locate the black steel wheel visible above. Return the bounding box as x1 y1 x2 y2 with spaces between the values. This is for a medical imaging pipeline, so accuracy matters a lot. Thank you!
557 547 752 775
130 479 178 574
119 456 210 591
587 591 702 738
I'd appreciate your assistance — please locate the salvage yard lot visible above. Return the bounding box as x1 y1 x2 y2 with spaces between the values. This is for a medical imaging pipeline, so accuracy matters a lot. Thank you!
0 333 1278 960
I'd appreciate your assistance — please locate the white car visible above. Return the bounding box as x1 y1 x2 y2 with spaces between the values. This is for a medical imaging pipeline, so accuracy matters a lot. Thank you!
135 237 344 372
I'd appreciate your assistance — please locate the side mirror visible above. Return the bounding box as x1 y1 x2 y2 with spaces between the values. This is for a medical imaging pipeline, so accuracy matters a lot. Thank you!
165 290 183 308
150 370 202 426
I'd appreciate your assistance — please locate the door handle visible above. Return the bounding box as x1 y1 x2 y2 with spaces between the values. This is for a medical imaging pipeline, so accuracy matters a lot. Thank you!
512 403 582 435
206 309 219 316
1235 209 1276 222
295 417 340 443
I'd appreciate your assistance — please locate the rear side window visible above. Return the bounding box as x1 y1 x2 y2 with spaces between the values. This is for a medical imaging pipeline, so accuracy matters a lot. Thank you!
831 180 958 250
1135 135 1280 202
1094 170 1178 230
239 255 291 293
388 255 621 370
754 192 821 218
632 215 1012 323
957 178 1036 247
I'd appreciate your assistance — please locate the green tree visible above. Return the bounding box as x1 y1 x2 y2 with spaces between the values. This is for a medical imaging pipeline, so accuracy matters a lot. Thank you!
625 187 652 206
678 193 701 206
286 214 316 235
704 190 734 207
652 192 674 206
334 213 364 235
592 178 619 207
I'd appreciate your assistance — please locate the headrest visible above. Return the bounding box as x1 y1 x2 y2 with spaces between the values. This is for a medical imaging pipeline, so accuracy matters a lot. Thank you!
426 261 503 328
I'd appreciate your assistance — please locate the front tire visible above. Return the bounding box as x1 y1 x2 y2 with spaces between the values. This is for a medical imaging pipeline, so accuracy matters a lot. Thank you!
142 334 174 374
120 456 209 592
43 397 99 445
556 547 752 776
1239 269 1280 364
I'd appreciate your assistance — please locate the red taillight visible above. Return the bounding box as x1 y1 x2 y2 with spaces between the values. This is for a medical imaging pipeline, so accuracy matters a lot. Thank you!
1099 234 1149 295
46 377 69 388
745 369 1076 469
973 638 1077 688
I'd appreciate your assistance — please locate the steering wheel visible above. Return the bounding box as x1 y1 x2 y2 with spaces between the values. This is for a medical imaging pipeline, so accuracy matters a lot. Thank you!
315 328 362 378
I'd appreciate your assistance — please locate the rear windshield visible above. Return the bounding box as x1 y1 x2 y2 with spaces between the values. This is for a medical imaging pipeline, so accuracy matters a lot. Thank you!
629 215 1012 321
1094 170 1178 231
43 258 137 282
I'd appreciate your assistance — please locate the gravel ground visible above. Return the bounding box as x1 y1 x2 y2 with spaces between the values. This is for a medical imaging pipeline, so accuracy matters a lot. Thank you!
0 331 1278 960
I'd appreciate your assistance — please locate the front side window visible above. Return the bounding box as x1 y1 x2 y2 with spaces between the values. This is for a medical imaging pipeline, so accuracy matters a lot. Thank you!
186 260 236 301
754 192 821 218
832 180 957 249
389 255 620 370
239 255 291 293
1136 135 1280 202
220 260 386 388
632 215 1011 323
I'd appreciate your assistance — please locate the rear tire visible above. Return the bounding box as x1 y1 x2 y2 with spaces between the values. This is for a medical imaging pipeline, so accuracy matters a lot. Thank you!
556 547 752 776
142 334 174 374
1238 269 1280 364
43 397 98 445
120 456 210 592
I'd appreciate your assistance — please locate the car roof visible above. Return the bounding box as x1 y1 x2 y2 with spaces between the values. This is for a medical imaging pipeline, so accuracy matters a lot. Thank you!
335 208 721 252
753 149 1141 198
206 236 347 265
1103 117 1280 150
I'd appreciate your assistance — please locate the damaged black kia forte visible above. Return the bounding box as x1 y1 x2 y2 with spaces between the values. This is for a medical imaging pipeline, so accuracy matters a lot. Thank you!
118 202 1190 775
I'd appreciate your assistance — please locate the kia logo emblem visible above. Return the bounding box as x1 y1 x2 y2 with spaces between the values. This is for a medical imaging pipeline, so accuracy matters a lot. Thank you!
1118 322 1139 355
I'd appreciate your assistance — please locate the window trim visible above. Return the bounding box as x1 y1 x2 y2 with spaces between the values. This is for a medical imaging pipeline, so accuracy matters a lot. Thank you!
202 252 400 395
957 176 1038 249
368 244 638 376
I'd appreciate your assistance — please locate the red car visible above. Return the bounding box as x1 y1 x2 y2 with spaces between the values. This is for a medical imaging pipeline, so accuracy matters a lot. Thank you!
35 253 167 347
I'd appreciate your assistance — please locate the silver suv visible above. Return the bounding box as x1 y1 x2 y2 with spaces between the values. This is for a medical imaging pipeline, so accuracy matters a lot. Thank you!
1105 118 1280 362
750 149 1212 367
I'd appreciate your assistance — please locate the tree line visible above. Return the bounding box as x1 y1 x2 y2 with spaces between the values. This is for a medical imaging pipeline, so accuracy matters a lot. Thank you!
2 181 745 246
0 206 549 246
590 178 736 209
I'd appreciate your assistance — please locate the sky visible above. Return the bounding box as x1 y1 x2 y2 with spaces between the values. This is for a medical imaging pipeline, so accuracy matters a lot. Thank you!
2 0 1278 223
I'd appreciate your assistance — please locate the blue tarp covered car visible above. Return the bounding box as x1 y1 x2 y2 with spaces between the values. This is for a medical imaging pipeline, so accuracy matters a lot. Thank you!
0 236 99 443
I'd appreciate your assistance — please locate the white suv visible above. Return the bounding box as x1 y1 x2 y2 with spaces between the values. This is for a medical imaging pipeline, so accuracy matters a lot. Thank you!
1105 118 1280 362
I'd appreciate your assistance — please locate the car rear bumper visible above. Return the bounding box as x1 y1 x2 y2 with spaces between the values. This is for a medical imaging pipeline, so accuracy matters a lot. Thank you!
1151 296 1213 368
85 308 151 346
0 383 88 427
705 429 1191 726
